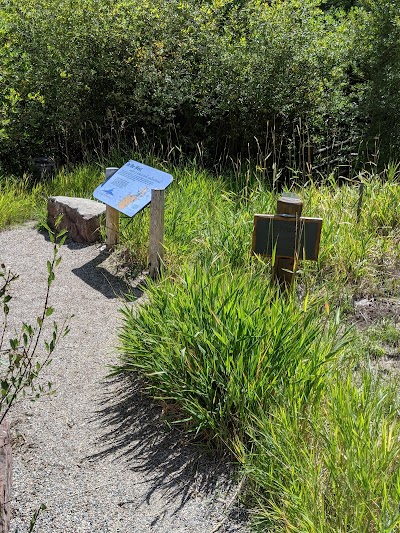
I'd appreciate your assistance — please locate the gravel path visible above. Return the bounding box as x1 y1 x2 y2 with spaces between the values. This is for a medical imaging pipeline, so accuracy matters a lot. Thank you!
0 223 247 533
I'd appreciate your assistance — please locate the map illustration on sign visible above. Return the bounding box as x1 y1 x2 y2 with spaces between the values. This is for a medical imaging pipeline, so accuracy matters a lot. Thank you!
93 160 173 217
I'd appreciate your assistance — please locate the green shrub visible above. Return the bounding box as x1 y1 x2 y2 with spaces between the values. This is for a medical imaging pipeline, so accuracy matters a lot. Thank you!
352 0 400 162
2 0 400 173
0 0 355 173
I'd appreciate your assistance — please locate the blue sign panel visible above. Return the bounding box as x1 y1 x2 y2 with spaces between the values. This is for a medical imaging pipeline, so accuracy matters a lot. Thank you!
93 160 173 217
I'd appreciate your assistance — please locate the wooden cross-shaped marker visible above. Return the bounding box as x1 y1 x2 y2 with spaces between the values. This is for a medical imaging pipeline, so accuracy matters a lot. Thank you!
252 194 323 286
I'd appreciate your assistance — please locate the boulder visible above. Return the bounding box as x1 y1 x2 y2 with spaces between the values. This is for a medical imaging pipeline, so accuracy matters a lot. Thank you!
47 196 106 243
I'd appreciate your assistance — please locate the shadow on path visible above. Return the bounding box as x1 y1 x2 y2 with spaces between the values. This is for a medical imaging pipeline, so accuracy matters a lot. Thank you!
71 253 132 300
87 374 247 527
40 228 142 300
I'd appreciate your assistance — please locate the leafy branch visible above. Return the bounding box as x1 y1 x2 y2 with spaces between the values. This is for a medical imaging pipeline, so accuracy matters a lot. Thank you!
0 218 71 424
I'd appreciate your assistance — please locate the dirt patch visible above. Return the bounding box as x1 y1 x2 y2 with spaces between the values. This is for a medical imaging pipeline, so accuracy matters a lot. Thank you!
353 297 400 326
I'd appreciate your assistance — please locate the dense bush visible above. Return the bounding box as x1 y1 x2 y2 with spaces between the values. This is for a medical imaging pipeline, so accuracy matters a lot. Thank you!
353 0 400 162
0 0 392 175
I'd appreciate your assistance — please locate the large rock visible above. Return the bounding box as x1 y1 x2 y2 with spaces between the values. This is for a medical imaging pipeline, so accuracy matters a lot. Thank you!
47 196 106 243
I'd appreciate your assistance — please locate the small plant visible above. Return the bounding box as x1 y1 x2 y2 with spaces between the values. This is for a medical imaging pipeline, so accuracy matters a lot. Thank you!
361 318 400 359
0 219 70 423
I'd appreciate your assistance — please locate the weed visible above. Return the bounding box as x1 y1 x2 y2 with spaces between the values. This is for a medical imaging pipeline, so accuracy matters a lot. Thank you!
0 219 70 421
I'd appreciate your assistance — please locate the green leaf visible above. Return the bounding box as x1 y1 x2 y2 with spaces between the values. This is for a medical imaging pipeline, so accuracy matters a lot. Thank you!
56 228 67 239
9 338 18 350
47 271 55 287
55 213 63 228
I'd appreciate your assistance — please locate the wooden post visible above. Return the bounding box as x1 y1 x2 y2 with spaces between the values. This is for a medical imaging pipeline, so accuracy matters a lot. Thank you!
273 195 303 286
105 167 119 250
0 420 11 533
149 189 165 279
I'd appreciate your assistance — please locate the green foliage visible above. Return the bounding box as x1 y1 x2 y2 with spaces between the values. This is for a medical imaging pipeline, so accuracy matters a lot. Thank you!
112 157 400 530
241 371 400 531
0 222 70 422
351 0 400 162
0 176 43 228
0 164 103 230
122 159 400 296
2 155 400 530
0 0 365 173
1 0 400 172
117 264 348 441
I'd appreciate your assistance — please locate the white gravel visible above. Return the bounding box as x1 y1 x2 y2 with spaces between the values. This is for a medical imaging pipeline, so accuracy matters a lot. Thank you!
0 223 248 533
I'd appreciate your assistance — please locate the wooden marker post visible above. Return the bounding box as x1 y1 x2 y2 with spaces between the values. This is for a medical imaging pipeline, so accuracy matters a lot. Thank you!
274 195 303 285
252 194 323 288
105 167 119 249
149 189 165 279
0 420 11 533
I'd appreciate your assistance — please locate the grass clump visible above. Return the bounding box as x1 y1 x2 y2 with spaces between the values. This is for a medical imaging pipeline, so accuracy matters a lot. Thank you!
242 372 400 532
117 263 348 443
116 257 400 530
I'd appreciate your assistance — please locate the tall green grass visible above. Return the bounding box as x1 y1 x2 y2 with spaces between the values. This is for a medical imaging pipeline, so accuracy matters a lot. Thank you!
0 165 104 230
117 264 348 442
2 160 399 299
0 176 43 228
115 162 400 300
114 160 400 530
242 372 400 532
117 258 400 530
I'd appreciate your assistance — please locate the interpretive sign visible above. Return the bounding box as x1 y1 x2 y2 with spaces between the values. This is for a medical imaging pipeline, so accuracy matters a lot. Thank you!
252 215 322 260
93 160 173 217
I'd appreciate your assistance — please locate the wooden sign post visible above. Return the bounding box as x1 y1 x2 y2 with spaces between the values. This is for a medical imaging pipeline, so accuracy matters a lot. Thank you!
94 161 173 278
252 194 323 286
274 195 303 285
105 167 120 249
